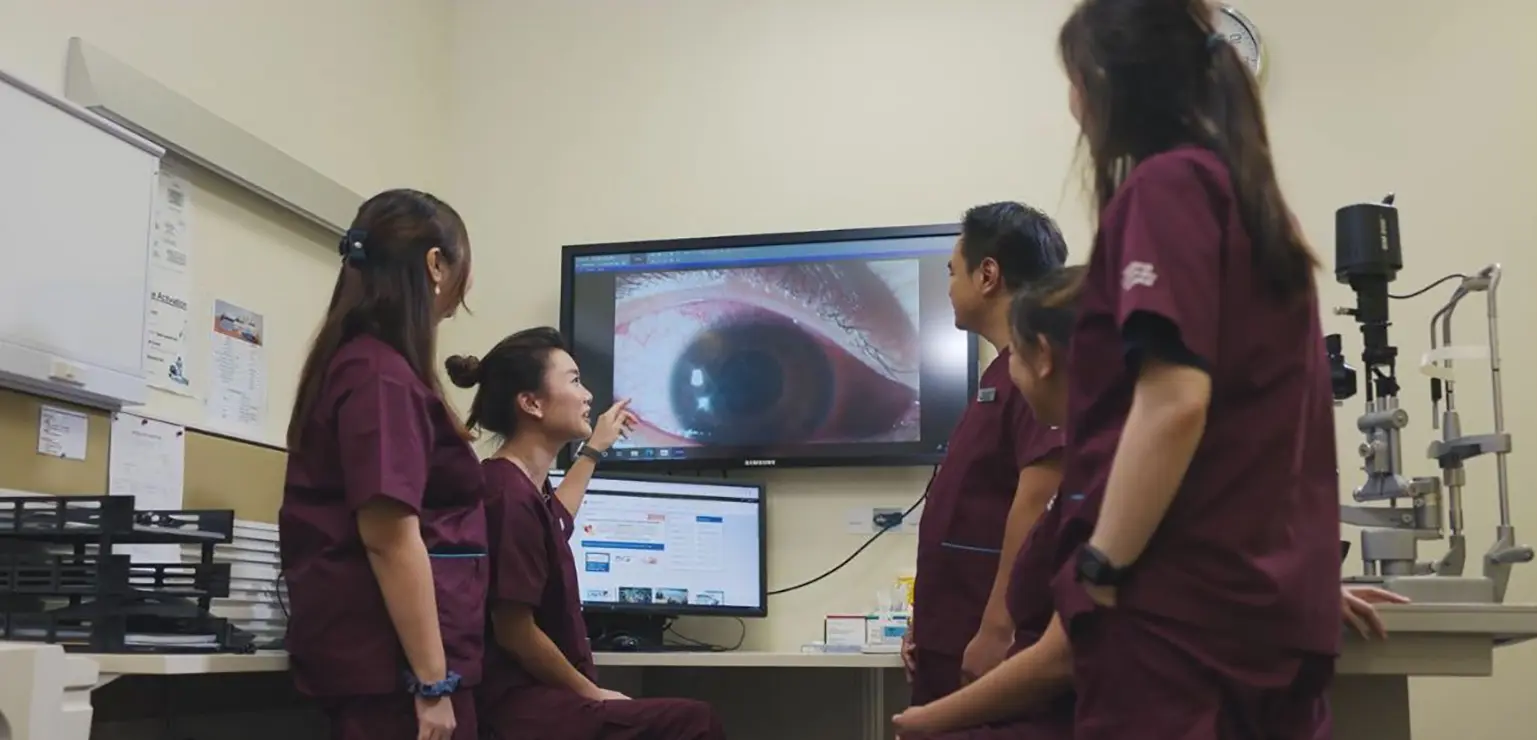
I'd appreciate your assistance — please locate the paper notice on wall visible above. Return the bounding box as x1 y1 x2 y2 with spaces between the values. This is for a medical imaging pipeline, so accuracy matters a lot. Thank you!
143 165 195 396
37 405 89 461
108 412 186 563
206 300 267 437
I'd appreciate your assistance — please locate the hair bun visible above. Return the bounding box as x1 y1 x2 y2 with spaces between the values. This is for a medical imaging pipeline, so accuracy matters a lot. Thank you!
444 354 483 389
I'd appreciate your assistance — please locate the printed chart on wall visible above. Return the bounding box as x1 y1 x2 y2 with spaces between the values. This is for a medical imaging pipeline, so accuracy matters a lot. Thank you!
206 300 267 439
108 412 186 563
143 165 195 396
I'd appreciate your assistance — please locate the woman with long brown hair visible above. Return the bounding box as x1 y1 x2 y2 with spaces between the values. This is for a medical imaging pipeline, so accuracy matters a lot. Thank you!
890 270 1404 739
280 189 486 740
1049 0 1344 737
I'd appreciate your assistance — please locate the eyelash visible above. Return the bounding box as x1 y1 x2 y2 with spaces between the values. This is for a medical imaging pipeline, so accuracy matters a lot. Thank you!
610 263 921 448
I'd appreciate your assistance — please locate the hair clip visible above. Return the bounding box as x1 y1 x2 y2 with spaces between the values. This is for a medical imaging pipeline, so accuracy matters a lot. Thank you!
1207 34 1228 53
339 228 369 266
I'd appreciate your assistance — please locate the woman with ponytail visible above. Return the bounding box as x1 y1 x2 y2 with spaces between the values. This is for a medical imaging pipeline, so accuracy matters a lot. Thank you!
280 190 487 740
1048 0 1347 737
891 268 1404 738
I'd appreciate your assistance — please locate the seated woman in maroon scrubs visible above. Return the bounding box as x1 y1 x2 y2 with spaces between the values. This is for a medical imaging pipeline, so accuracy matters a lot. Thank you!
447 327 726 740
890 270 1409 739
1047 1 1364 738
280 189 487 740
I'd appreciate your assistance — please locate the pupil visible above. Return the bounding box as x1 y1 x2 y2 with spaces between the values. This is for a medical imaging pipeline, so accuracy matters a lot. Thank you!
668 318 833 446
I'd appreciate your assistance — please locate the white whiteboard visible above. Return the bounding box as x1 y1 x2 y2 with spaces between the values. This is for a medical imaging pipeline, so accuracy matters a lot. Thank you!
0 69 161 405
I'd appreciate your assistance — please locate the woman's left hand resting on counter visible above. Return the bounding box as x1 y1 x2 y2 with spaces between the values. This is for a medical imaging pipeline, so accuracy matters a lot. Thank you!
1343 586 1409 639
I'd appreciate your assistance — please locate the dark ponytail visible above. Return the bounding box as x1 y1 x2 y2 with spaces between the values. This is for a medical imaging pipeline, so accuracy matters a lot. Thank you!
287 189 473 448
1058 0 1317 302
1203 28 1315 300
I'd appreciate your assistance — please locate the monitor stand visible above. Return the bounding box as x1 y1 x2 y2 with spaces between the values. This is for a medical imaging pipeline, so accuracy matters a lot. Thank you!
586 613 698 652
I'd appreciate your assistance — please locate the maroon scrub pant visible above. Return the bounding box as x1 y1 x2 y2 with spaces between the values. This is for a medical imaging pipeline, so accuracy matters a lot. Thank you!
321 691 478 740
1068 610 1332 740
930 716 1073 740
910 648 964 706
483 685 725 740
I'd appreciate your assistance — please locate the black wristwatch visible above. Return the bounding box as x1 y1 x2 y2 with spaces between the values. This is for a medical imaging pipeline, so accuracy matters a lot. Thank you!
576 441 607 464
1075 545 1128 587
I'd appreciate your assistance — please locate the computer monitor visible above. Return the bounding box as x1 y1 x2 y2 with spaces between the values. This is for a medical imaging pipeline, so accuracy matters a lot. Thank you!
550 472 766 650
558 224 979 471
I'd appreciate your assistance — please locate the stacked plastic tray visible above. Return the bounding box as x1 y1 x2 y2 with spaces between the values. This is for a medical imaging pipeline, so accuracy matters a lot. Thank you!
0 495 243 653
181 519 286 647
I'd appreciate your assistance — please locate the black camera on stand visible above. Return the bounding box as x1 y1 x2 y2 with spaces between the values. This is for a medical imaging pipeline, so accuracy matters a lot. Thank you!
1327 194 1402 404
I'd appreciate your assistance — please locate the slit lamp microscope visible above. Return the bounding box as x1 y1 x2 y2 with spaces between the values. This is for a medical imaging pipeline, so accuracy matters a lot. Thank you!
1331 194 1532 604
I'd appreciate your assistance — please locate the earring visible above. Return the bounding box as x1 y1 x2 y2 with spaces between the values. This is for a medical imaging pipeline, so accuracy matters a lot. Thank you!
434 285 441 296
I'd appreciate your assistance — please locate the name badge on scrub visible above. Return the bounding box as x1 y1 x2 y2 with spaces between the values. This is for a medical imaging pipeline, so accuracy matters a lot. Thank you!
977 387 997 403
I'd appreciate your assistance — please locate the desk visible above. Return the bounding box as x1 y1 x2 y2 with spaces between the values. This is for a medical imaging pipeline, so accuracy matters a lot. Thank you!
71 604 1537 740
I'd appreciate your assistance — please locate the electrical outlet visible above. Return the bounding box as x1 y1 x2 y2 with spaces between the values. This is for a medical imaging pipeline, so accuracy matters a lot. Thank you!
844 506 918 535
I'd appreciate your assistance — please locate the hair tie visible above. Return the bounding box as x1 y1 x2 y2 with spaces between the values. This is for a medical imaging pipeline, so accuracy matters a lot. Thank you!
1207 33 1227 53
339 228 369 266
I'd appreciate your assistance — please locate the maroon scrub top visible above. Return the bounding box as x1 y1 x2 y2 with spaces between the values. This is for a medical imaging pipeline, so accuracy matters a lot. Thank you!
1050 147 1342 664
914 349 1064 658
478 458 596 703
998 494 1080 733
927 494 1087 740
280 334 489 697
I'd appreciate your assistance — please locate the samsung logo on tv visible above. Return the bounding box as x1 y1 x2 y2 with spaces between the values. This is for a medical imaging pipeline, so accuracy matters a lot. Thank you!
742 459 777 467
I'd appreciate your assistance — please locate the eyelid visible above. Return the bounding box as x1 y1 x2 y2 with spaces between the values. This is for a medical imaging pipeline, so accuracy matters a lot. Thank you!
616 265 918 384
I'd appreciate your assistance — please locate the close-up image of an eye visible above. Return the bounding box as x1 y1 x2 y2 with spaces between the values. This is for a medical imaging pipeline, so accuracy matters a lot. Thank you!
611 261 921 450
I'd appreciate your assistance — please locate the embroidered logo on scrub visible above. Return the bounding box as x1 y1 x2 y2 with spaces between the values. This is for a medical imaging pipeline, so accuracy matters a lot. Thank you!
1122 261 1158 291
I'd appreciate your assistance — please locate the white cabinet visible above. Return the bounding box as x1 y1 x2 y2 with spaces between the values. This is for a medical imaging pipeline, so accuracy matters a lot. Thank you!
0 69 162 408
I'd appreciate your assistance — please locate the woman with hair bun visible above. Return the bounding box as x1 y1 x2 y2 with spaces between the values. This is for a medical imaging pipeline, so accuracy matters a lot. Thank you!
280 189 486 740
451 327 727 740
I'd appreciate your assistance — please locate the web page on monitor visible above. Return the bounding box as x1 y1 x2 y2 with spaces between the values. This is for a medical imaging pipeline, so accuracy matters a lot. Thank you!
571 490 761 610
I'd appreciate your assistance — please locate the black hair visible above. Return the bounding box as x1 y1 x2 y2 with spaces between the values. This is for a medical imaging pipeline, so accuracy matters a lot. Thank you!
1010 265 1088 361
445 327 568 438
1058 0 1317 300
288 189 472 447
959 202 1070 291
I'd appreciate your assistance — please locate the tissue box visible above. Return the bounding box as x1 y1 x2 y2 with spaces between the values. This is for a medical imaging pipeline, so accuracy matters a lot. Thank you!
824 614 869 650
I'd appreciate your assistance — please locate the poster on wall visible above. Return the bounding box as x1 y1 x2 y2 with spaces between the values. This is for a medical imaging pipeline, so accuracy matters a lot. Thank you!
108 412 186 563
143 164 195 396
205 299 267 437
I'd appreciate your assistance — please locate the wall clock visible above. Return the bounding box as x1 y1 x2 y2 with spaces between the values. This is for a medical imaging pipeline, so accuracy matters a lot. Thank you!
1215 4 1265 80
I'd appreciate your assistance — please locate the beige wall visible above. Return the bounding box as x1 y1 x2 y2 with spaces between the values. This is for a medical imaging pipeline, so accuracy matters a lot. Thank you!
0 0 453 447
444 1 1537 738
0 0 1534 737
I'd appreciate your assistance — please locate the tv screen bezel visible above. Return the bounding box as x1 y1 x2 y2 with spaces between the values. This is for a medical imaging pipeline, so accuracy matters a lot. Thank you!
558 223 981 472
554 471 769 619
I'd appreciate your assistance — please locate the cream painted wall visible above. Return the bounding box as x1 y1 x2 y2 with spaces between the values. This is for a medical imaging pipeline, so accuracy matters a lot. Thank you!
445 0 1537 737
1 0 1532 736
441 0 1091 644
0 0 453 445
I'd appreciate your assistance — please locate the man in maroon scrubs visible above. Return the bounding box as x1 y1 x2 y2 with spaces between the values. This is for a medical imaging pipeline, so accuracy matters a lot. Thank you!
281 189 486 740
907 202 1068 704
1050 4 1343 737
449 328 726 740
